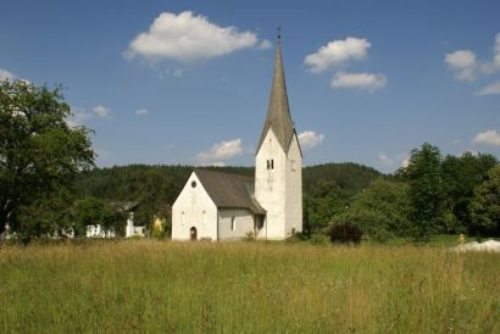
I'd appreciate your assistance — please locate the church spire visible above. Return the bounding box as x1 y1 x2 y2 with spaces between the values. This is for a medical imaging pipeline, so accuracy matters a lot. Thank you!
256 28 296 153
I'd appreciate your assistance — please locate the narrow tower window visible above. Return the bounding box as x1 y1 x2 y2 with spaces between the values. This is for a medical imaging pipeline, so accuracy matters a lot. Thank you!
231 216 236 231
266 159 275 170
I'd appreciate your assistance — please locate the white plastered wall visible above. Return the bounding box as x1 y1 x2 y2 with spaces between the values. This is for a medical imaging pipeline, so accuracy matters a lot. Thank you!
171 172 218 241
255 129 287 239
284 134 303 237
218 209 255 240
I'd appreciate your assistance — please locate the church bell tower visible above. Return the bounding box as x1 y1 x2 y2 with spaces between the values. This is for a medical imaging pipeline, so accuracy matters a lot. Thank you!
255 30 303 240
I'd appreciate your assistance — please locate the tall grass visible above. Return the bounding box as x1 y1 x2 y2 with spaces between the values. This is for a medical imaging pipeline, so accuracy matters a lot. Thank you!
0 240 498 333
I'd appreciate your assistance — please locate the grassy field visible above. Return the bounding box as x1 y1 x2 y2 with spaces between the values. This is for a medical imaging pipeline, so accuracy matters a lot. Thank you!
0 240 498 333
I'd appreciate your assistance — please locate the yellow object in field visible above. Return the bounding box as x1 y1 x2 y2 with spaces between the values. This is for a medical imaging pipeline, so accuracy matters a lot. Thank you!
459 234 465 245
153 216 163 232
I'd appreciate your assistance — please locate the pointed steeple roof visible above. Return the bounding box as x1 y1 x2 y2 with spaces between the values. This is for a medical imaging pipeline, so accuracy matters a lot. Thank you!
257 29 297 153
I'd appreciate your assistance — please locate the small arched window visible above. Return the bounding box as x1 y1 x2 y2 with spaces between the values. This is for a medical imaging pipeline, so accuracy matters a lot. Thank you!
231 216 236 231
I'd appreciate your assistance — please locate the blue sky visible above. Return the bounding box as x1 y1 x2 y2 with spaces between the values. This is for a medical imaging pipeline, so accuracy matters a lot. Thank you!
1 0 499 172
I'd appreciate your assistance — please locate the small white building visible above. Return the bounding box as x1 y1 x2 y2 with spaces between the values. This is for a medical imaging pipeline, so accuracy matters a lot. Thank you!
125 212 146 238
86 224 116 238
172 33 303 241
86 201 146 238
172 169 265 241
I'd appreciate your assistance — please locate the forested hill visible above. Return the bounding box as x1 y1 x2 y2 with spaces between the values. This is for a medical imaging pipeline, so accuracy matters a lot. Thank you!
303 163 385 196
74 163 382 215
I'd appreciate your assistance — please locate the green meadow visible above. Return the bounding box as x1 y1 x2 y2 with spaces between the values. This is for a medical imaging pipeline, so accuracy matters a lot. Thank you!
0 240 498 333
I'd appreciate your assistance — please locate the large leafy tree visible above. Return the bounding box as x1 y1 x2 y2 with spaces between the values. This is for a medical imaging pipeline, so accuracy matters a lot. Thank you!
0 80 94 235
17 187 74 239
304 179 351 232
441 152 497 233
404 143 445 242
72 197 125 237
338 179 411 242
470 165 500 236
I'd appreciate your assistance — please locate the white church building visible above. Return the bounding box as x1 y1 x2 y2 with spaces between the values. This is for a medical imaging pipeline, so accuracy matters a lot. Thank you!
172 34 302 241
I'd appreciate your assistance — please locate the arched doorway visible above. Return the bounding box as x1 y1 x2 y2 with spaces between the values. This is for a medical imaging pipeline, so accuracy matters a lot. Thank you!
190 227 197 241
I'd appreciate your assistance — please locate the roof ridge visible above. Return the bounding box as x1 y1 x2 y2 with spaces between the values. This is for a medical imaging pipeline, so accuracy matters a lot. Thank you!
194 168 253 179
193 169 264 215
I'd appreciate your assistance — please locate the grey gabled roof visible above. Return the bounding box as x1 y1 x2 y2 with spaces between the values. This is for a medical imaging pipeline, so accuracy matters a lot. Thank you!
194 169 265 215
256 34 298 154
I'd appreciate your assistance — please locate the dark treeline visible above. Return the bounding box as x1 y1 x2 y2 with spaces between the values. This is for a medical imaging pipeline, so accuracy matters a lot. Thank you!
327 145 499 242
73 162 382 232
73 146 499 242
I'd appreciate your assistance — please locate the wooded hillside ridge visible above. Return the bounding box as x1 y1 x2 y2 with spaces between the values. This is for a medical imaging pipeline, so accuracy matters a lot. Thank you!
75 162 381 205
73 162 382 230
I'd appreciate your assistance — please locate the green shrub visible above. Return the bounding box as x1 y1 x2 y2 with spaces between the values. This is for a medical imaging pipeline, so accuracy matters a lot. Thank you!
243 231 255 241
328 222 363 244
286 231 310 243
309 233 329 245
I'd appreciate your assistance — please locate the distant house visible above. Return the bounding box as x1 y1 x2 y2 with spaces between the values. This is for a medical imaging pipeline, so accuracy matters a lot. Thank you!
125 212 146 238
86 200 146 238
121 201 146 238
172 34 303 241
86 224 116 238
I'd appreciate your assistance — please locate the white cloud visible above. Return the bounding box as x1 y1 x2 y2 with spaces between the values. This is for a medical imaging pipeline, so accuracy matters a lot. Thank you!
483 33 500 74
304 37 371 73
125 11 265 63
203 161 227 167
66 105 113 127
494 33 500 69
400 156 410 168
446 34 500 84
472 129 500 146
331 72 387 91
92 105 111 119
0 68 30 84
0 68 16 81
445 50 477 82
197 138 243 165
298 131 325 150
258 39 272 50
66 106 93 127
135 108 149 116
375 153 410 169
475 81 500 96
377 153 394 166
482 33 500 74
445 50 476 69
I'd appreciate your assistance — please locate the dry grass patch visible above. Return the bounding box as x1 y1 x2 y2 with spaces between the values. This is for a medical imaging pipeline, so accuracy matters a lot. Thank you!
0 240 498 333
